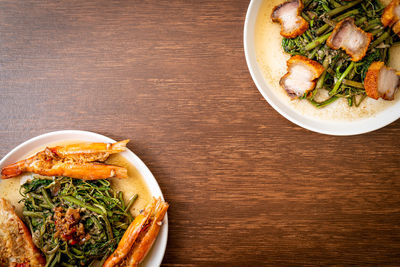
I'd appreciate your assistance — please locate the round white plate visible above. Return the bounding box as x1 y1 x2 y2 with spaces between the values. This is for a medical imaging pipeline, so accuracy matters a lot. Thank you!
244 0 400 136
0 130 168 267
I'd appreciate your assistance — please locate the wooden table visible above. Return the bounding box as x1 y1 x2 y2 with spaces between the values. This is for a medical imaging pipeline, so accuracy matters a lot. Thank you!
1 0 400 265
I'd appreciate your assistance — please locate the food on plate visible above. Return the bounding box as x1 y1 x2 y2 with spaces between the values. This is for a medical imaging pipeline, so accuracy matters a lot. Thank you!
326 18 373 62
20 176 137 266
0 140 168 266
43 140 129 161
104 197 169 267
270 0 400 108
279 55 325 98
271 0 309 38
0 198 46 266
364 61 400 100
381 0 400 35
1 140 129 180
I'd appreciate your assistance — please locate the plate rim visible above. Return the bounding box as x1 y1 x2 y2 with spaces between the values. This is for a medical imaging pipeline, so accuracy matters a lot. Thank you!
0 130 168 267
243 0 400 136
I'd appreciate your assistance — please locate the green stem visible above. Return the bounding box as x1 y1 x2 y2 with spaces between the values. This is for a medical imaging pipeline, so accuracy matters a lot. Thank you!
330 62 355 95
45 244 60 255
316 10 360 36
327 0 341 8
316 57 330 89
316 24 331 36
371 28 384 36
348 68 356 79
383 47 388 62
355 17 367 27
124 194 138 212
53 252 61 267
336 9 359 21
322 3 331 12
364 23 381 32
94 203 110 216
305 30 313 40
327 0 362 17
23 211 45 218
308 46 319 59
61 195 104 215
71 247 84 255
28 197 42 211
41 188 55 209
91 215 103 230
342 79 364 89
369 32 390 50
367 18 381 25
29 192 45 200
47 251 60 267
326 68 335 76
308 96 339 108
348 97 353 107
118 191 125 210
39 204 51 209
302 12 310 23
355 94 367 107
45 253 56 267
98 252 111 267
305 32 331 51
100 215 113 240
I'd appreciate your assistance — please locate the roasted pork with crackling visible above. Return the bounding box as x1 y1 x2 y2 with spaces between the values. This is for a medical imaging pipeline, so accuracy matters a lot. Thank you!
271 0 309 38
381 0 400 36
326 18 373 62
364 62 400 100
280 55 325 99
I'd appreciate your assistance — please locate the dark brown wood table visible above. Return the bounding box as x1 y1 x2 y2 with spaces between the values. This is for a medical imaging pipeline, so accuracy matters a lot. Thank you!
1 0 400 265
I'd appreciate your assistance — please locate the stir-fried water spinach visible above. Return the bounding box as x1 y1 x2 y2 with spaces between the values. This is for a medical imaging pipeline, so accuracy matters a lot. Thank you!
20 176 138 267
282 0 400 107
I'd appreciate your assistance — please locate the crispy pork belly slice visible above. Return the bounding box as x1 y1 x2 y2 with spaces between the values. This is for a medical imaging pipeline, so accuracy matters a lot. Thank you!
271 0 309 38
0 198 45 267
327 18 373 62
381 0 400 36
393 20 400 35
364 62 400 100
280 55 325 99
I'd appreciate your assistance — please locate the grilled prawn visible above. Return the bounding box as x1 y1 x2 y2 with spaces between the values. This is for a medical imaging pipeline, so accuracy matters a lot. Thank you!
1 140 129 180
103 197 169 267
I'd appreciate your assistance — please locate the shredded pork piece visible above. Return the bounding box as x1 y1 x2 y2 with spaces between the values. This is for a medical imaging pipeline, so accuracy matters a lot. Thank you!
0 198 45 267
364 62 400 100
271 0 309 38
326 18 373 62
280 55 325 99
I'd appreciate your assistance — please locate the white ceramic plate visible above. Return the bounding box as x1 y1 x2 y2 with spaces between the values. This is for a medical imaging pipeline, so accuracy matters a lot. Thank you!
0 130 168 267
244 0 400 136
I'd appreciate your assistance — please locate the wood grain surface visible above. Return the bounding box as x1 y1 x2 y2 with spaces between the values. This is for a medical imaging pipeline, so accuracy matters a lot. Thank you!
1 0 400 266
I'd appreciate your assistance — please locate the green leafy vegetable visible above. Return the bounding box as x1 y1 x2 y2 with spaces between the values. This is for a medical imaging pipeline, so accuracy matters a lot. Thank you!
20 176 137 267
